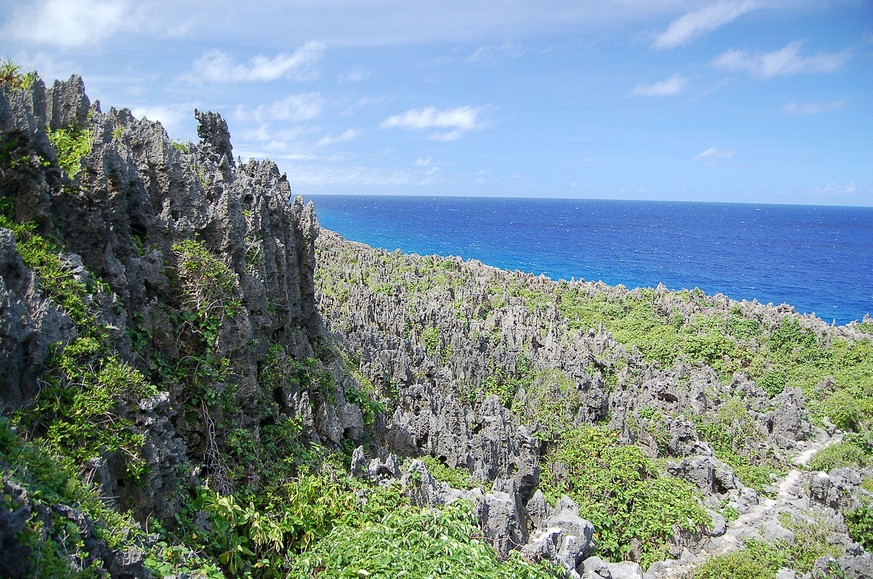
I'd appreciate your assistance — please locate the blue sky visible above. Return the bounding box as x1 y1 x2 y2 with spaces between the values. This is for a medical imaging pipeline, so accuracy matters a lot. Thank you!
2 0 872 205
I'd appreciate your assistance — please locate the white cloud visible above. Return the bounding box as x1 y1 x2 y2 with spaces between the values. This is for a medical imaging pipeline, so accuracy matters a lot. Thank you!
237 124 316 146
131 102 198 137
381 106 486 141
316 129 359 148
2 0 130 48
338 68 369 83
282 164 419 187
466 40 525 63
693 147 735 161
713 41 850 78
783 100 846 116
234 93 325 123
414 157 433 166
653 0 758 50
811 181 858 200
186 41 325 83
629 73 688 96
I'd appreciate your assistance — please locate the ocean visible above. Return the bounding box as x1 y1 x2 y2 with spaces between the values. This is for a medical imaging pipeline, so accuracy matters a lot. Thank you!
305 195 873 326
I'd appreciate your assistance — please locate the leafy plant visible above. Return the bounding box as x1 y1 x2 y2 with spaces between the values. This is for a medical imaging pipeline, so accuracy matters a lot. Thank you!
173 238 243 323
541 426 709 567
0 417 150 577
779 511 842 572
0 58 38 89
420 455 477 490
807 440 871 472
846 500 873 551
692 539 785 579
423 325 441 357
47 126 92 179
286 500 557 578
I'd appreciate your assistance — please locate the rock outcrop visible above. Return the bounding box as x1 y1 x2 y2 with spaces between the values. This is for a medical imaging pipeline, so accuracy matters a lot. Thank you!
0 76 363 573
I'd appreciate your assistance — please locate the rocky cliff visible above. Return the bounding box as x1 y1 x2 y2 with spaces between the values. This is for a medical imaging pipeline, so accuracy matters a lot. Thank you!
0 75 372 576
1 73 871 578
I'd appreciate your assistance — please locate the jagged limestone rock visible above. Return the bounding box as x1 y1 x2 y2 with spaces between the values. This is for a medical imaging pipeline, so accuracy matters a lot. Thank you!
0 76 345 529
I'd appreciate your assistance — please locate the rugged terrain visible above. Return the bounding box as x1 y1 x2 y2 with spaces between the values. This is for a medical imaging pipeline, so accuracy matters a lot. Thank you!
1 72 872 578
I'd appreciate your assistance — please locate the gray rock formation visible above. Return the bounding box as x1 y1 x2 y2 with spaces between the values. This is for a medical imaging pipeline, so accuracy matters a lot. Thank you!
0 76 355 528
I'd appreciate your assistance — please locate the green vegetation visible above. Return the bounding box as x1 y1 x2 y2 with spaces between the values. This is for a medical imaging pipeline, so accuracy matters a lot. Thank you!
1 206 155 482
154 461 556 578
420 455 478 490
693 512 844 578
807 438 873 472
515 368 581 442
287 500 557 578
0 58 38 89
541 426 709 567
846 500 873 552
0 417 149 577
173 140 192 154
693 397 781 492
47 126 92 179
778 511 843 573
423 325 441 357
22 337 157 481
692 539 785 579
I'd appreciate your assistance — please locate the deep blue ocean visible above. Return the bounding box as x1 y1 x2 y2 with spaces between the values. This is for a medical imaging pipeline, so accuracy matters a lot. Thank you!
305 195 873 326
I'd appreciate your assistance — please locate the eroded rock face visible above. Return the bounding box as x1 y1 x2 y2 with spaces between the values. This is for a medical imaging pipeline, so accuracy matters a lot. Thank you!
0 77 337 525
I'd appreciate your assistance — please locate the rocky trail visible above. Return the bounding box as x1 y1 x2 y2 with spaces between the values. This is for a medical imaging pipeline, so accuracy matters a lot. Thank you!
652 432 843 578
710 433 841 555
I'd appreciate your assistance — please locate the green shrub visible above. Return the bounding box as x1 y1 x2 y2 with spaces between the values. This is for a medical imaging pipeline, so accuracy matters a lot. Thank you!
692 550 775 579
807 441 871 472
846 501 873 551
780 511 842 572
0 417 149 577
420 455 477 490
818 390 865 432
0 58 38 89
758 369 786 397
693 539 785 579
287 501 557 578
541 426 708 567
422 325 440 357
47 126 92 179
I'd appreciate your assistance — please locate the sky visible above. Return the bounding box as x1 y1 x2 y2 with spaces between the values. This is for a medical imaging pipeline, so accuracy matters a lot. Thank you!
1 0 872 206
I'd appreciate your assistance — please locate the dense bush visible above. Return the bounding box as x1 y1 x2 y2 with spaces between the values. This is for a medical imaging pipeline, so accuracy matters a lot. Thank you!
807 441 871 472
287 501 557 578
692 541 783 579
541 426 709 567
846 501 873 552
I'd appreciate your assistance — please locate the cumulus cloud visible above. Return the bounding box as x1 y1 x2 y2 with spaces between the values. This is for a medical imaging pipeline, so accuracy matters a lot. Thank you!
693 147 735 161
316 129 359 147
712 41 850 78
2 0 130 48
234 93 325 123
653 0 758 50
381 106 486 141
783 100 846 116
629 74 688 96
186 41 325 83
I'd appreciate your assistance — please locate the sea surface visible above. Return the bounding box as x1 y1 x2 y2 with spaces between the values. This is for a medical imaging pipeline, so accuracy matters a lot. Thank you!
305 195 873 326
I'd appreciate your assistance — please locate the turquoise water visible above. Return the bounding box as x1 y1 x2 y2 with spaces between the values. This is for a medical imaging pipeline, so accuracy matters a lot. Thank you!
306 195 873 326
